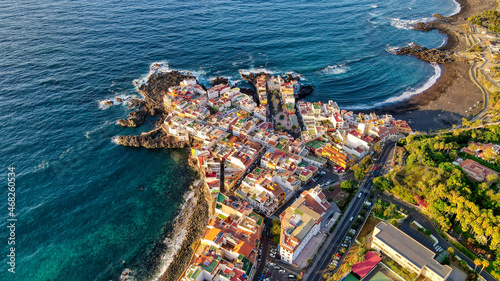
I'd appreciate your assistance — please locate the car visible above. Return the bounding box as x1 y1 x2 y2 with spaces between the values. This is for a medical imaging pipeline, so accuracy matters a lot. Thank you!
350 216 354 221
270 254 275 258
288 274 296 278
358 193 362 198
274 266 280 270
308 179 313 184
269 262 276 266
336 254 342 258
279 269 286 273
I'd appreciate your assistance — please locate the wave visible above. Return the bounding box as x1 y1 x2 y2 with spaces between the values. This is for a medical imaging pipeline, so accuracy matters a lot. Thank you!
385 45 401 54
347 62 442 110
448 0 461 16
85 120 112 139
390 17 433 30
98 95 143 110
370 4 377 8
239 67 277 76
147 189 197 281
438 37 447 48
111 136 120 145
320 64 349 75
133 61 171 87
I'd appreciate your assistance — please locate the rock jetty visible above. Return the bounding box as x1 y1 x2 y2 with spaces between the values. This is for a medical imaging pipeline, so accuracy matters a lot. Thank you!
396 43 456 64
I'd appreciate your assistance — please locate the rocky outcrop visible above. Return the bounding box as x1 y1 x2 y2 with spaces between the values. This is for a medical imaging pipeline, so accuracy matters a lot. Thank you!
138 71 195 115
297 84 314 99
128 98 145 109
240 71 270 84
396 43 456 64
412 22 436 32
116 128 203 149
117 107 147 127
211 76 229 86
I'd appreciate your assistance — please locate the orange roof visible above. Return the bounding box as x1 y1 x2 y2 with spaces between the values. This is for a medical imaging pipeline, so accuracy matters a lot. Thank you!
204 228 222 242
233 241 253 257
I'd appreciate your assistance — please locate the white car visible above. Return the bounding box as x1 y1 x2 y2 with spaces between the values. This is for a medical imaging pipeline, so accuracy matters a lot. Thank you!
279 269 286 273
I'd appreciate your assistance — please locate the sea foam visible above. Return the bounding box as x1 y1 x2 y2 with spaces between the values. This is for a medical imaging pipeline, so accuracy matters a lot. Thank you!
319 64 349 75
448 0 461 16
390 17 433 30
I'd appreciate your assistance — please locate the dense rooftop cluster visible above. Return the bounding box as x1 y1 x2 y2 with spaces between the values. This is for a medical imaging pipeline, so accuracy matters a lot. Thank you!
157 72 413 280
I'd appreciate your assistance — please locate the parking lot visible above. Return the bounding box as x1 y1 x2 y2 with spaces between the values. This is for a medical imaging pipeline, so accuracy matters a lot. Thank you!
256 243 300 281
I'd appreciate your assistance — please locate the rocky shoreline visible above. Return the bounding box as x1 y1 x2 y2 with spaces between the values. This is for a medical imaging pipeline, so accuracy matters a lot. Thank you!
395 43 457 64
115 128 204 149
156 183 210 281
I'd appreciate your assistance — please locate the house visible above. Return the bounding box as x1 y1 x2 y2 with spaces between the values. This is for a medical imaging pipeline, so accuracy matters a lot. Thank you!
455 158 499 182
279 187 330 265
371 222 452 281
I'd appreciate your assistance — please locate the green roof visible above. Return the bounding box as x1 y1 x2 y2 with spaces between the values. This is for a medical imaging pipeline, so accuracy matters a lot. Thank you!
249 212 263 226
242 257 253 275
200 256 222 273
217 193 228 203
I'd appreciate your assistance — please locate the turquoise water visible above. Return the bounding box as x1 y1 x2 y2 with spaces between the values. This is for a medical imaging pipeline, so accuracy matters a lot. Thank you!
0 0 458 280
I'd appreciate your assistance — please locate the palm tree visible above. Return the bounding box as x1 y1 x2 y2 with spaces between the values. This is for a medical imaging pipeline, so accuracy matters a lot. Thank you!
474 258 482 272
480 260 490 274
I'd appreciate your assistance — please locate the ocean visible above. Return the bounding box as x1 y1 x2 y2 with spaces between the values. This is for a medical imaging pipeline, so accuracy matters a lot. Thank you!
0 0 459 280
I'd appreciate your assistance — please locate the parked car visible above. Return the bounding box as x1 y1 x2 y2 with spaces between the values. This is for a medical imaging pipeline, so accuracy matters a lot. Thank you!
279 269 286 273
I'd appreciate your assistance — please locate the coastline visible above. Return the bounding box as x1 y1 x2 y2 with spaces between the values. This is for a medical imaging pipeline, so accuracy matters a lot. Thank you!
374 0 490 132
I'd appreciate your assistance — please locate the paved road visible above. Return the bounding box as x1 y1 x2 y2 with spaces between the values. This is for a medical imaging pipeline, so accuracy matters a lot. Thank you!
305 141 396 281
251 167 342 281
380 194 497 281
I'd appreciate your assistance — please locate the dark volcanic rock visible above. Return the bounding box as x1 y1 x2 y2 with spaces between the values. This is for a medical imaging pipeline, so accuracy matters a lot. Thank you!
396 43 456 64
297 84 314 99
239 71 270 84
413 22 436 32
211 76 229 86
117 107 147 127
128 98 145 109
138 71 195 114
116 128 203 149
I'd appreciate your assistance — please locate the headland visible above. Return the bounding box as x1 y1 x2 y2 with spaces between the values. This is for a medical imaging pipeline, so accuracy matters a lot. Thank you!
104 1 500 279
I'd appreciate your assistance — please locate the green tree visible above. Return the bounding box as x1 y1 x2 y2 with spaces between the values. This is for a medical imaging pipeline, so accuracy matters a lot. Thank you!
341 180 356 192
354 169 366 181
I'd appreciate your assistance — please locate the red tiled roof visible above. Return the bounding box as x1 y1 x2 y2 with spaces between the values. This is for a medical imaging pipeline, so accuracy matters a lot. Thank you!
352 251 382 278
